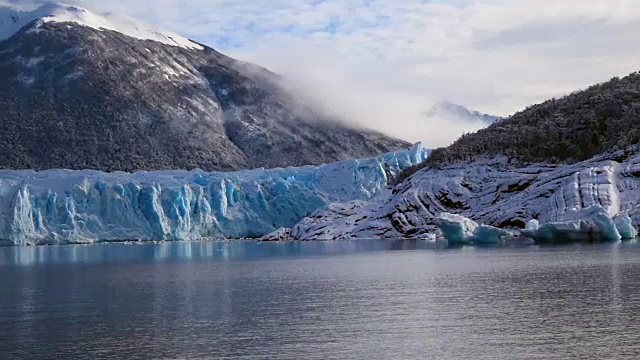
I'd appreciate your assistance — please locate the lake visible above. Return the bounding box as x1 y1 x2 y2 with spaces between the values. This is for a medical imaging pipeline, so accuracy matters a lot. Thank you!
1 240 639 359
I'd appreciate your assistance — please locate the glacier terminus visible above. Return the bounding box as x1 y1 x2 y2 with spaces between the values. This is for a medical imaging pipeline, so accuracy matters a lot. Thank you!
0 144 428 245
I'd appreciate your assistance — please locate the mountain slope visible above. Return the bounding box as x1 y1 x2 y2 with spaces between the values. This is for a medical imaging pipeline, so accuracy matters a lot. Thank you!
0 3 408 172
394 72 640 183
428 73 640 165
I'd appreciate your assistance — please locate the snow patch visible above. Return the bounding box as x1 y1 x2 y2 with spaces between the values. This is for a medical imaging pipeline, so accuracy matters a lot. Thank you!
0 2 203 50
16 74 35 85
15 55 46 68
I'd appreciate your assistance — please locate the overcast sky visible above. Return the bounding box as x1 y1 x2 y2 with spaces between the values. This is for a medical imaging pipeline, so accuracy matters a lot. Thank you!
5 0 640 146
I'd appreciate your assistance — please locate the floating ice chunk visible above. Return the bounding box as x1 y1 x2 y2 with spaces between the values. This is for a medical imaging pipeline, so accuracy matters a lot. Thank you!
418 233 437 241
525 219 539 231
613 213 638 239
471 225 515 244
523 206 622 242
433 213 478 244
434 213 515 245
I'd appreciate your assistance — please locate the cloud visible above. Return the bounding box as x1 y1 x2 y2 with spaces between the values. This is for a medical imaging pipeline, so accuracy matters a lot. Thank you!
6 0 640 146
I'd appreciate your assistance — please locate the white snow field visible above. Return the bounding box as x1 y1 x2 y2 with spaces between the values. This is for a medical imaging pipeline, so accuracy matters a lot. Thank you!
0 2 203 49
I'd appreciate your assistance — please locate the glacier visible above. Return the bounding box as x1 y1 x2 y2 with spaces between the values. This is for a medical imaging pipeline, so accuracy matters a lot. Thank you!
0 144 428 245
264 148 640 242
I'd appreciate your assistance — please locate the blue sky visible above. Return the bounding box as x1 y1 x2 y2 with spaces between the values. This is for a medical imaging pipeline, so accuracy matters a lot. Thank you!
4 0 640 145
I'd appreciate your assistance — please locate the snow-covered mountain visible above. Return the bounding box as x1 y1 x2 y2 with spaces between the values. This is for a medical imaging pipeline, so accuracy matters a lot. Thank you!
424 101 500 127
0 2 408 172
263 148 639 241
0 144 428 245
0 2 201 49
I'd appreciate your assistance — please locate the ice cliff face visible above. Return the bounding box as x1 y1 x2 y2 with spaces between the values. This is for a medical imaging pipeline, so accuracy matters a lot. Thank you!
265 148 639 241
0 144 428 245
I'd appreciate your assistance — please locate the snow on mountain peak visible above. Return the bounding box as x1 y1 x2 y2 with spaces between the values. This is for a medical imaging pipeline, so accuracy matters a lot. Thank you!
425 101 500 125
0 2 203 50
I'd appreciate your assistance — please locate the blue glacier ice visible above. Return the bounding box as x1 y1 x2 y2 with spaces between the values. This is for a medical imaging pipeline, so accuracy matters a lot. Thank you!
433 206 637 246
613 213 638 239
433 213 478 244
0 144 429 245
433 213 515 245
522 206 625 242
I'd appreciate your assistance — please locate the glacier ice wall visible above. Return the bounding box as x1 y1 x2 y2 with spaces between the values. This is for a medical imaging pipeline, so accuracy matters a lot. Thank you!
264 148 640 241
0 144 428 245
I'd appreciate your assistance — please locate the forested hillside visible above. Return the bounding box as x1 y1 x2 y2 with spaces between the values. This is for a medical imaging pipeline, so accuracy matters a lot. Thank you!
432 72 640 164
397 72 640 183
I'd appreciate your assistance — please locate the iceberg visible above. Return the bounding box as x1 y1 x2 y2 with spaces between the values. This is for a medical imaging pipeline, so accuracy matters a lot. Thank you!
525 219 539 231
0 144 428 245
472 225 515 244
433 213 477 244
613 213 638 239
433 213 514 245
433 206 635 246
522 206 626 242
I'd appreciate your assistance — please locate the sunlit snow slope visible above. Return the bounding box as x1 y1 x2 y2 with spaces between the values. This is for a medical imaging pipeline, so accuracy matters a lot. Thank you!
0 2 202 48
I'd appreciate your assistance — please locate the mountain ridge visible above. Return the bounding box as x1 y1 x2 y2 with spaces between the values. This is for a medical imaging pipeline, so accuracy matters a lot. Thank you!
424 101 500 126
427 73 640 165
0 2 202 48
394 71 640 183
0 3 409 172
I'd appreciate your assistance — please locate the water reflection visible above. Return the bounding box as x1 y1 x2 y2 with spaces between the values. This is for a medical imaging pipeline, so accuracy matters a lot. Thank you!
0 239 452 267
1 240 639 359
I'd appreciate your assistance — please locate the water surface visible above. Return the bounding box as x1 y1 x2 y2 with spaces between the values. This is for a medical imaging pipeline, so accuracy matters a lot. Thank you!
1 240 639 359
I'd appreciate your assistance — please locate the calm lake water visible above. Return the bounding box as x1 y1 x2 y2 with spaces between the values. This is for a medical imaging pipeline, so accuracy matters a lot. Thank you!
1 240 639 359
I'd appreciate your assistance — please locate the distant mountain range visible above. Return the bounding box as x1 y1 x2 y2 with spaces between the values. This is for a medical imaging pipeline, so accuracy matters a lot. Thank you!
0 3 408 172
424 101 500 127
427 73 640 165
